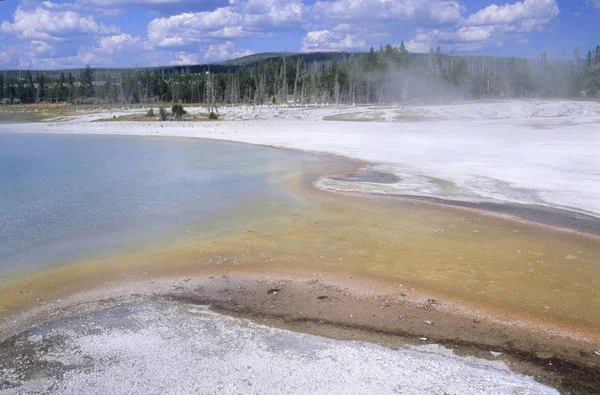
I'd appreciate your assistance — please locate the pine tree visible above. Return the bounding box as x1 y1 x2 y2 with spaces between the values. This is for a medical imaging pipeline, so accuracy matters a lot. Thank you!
399 41 410 69
0 73 4 99
81 65 94 98
57 72 68 102
37 74 47 102
24 71 35 103
67 72 75 101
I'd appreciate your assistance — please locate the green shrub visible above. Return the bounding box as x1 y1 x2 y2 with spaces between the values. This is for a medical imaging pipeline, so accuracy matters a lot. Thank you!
146 108 154 117
159 107 168 121
208 112 219 120
172 104 187 120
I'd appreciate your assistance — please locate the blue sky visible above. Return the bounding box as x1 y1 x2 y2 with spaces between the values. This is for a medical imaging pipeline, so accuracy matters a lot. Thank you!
0 0 598 69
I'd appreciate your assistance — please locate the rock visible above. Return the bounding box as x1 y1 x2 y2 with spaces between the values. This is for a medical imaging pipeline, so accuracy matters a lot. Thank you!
594 350 600 356
424 321 433 325
267 288 282 295
490 351 503 357
419 337 428 341
317 296 329 300
427 299 437 305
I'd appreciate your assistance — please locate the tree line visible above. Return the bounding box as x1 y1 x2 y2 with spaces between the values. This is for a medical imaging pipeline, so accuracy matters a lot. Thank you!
1 43 599 106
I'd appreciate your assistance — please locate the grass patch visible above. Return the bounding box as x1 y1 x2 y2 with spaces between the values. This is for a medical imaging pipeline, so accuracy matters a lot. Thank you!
93 112 220 123
393 110 428 122
94 114 154 122
323 111 385 122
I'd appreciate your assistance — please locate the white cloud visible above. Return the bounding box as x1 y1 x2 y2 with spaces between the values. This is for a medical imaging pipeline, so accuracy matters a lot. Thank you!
170 51 201 65
589 0 600 8
406 0 560 54
464 0 559 32
406 32 434 53
0 1 126 68
204 41 253 61
0 42 91 69
445 26 495 42
0 2 119 42
81 0 190 4
98 34 142 54
311 0 463 25
0 0 568 68
242 0 305 26
146 0 305 48
147 7 244 47
302 30 367 52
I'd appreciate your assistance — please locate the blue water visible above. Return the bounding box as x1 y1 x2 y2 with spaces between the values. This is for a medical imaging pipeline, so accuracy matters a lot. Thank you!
0 133 318 278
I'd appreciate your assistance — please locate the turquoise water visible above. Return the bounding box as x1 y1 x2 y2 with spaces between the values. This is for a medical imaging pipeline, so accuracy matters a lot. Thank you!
0 133 318 278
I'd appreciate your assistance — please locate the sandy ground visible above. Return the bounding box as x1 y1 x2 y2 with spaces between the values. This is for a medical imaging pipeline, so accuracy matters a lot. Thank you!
1 274 582 394
0 301 558 395
2 274 599 393
3 100 599 217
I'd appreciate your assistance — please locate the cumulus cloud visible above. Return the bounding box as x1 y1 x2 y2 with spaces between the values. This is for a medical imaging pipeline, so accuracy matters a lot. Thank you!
302 30 367 52
443 26 495 42
204 41 253 61
406 0 559 53
311 0 463 25
75 0 231 16
170 51 201 65
464 0 559 32
98 34 142 54
406 32 435 53
0 1 124 68
0 2 119 41
146 0 305 48
147 7 245 47
0 0 566 68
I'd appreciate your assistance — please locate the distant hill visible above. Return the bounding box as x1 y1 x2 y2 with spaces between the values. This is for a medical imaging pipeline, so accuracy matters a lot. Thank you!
215 51 354 67
215 52 299 66
0 51 358 78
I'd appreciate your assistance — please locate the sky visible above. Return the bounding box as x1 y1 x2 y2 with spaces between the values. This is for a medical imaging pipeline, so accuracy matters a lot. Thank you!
0 0 598 69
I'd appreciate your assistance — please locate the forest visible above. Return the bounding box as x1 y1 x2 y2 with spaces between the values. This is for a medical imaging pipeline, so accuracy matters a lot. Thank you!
1 43 599 106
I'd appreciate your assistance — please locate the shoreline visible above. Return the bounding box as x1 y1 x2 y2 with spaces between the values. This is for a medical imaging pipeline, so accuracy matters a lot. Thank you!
1 272 598 393
2 100 599 218
319 166 600 239
3 128 600 239
1 131 599 333
1 132 599 329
